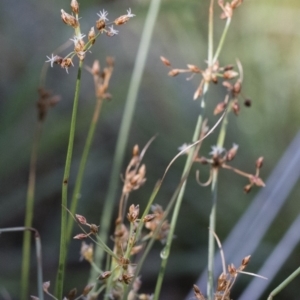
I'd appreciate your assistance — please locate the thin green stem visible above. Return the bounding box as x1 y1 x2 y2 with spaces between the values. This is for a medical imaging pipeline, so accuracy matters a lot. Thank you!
55 60 83 299
207 169 218 300
66 96 104 245
153 81 209 300
91 0 162 282
207 107 229 300
212 17 231 64
0 227 44 300
21 121 42 300
267 266 300 300
208 0 214 65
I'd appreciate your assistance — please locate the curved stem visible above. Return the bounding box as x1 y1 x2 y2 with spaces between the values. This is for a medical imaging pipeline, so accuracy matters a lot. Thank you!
91 0 162 282
55 60 83 299
267 266 300 300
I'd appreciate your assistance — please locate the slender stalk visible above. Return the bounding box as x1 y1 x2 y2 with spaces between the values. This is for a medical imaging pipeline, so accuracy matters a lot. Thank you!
91 0 162 281
21 121 42 300
66 95 104 245
55 60 83 298
208 0 214 65
207 108 229 300
153 82 209 300
207 169 218 300
212 17 231 64
0 227 44 300
267 266 300 300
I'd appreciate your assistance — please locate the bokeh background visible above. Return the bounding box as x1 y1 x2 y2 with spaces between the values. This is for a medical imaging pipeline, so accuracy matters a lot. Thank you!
1 0 300 299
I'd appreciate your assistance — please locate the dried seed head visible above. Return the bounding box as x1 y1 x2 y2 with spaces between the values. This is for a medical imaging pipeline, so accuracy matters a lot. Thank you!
88 27 96 44
193 284 205 300
223 80 233 90
256 156 264 169
92 60 100 76
223 70 239 79
82 284 94 296
244 183 252 193
114 8 135 25
76 214 87 225
98 271 112 280
127 204 140 222
61 9 79 28
43 281 50 292
233 79 242 95
160 56 171 67
70 0 79 14
122 273 134 284
240 255 251 270
193 84 203 100
217 273 227 291
61 58 74 73
211 73 218 84
228 263 237 276
96 19 106 30
168 69 180 77
143 214 156 223
187 64 201 73
90 224 99 234
80 241 94 263
232 100 240 115
231 0 243 9
67 288 77 300
133 144 139 157
130 245 143 255
223 64 234 71
74 233 88 239
226 143 239 161
214 101 227 115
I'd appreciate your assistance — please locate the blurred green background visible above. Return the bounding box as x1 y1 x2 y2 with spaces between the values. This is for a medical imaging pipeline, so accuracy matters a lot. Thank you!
1 0 300 299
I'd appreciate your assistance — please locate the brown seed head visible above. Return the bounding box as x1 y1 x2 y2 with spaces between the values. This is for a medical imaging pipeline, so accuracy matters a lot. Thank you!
232 100 240 115
133 144 139 157
61 9 79 28
233 79 242 95
90 224 99 235
114 15 130 25
228 263 237 276
98 271 112 280
67 288 77 300
187 64 201 73
244 183 252 193
226 143 239 161
76 214 87 225
70 0 79 14
143 214 156 223
168 69 180 77
92 60 100 76
82 284 94 296
127 204 139 222
256 156 264 169
73 233 88 239
214 101 227 115
223 70 239 79
193 284 205 300
43 281 50 292
88 27 96 44
122 273 134 284
96 19 106 30
160 56 171 67
240 255 251 270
